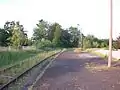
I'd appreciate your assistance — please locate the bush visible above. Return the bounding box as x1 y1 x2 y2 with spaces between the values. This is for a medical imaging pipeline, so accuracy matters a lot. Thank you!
36 40 53 49
113 41 119 50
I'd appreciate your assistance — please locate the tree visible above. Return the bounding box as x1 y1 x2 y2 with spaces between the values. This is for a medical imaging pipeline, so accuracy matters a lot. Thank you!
113 40 118 50
60 30 71 47
99 39 109 48
68 26 80 47
32 20 84 48
83 37 92 48
113 34 120 50
116 35 120 49
0 21 28 47
52 24 62 47
48 23 58 41
0 28 9 46
33 19 48 41
27 39 33 46
93 41 99 48
10 22 28 49
3 21 16 45
82 34 109 49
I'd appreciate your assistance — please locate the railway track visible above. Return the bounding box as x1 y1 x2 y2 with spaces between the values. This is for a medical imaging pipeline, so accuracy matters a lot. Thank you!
0 50 64 90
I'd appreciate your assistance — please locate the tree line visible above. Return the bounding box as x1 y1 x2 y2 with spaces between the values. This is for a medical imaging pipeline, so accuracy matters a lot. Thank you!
32 19 81 49
0 19 120 49
0 21 29 49
32 19 110 49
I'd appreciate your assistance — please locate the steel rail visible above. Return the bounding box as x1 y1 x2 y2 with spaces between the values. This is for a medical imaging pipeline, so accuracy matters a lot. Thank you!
0 50 62 90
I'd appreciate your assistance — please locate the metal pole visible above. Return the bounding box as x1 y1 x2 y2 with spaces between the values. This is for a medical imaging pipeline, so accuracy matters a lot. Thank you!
77 24 80 47
108 0 113 67
81 34 83 49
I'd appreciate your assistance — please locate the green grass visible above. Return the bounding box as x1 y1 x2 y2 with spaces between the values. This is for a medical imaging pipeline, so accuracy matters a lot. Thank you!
0 50 61 85
91 51 108 59
85 48 118 61
0 50 40 68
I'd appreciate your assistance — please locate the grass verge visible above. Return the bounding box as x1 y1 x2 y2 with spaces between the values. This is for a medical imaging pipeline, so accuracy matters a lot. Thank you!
0 50 61 86
0 50 40 68
85 48 119 61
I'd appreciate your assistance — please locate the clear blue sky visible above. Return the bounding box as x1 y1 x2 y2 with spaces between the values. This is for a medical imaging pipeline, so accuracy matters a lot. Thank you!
0 0 120 39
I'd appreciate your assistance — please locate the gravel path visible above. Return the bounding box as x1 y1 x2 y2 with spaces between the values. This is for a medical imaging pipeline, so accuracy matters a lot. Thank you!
33 51 120 90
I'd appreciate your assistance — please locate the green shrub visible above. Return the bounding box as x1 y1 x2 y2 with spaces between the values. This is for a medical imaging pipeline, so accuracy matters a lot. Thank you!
36 40 53 49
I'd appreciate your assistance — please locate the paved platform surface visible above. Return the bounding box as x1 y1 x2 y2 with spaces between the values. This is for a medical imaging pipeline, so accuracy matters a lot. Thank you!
33 51 120 90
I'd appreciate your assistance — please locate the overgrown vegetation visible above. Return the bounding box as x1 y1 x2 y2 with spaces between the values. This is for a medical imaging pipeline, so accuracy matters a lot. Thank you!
0 50 39 68
1 19 119 50
0 21 30 49
0 19 120 70
32 20 81 48
82 35 109 49
113 35 120 50
0 50 61 85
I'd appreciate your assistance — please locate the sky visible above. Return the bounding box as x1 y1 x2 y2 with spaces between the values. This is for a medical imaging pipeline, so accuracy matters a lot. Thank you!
0 0 120 39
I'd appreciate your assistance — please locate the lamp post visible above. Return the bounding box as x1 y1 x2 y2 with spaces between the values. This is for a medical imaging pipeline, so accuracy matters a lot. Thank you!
80 28 83 50
81 33 83 49
108 0 113 67
77 24 83 49
77 24 80 47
